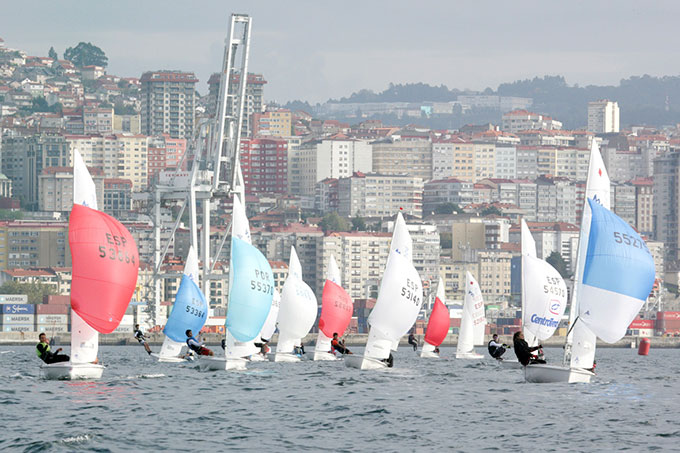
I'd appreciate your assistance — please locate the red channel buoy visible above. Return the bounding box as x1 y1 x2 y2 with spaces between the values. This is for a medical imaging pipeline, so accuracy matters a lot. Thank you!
638 338 651 356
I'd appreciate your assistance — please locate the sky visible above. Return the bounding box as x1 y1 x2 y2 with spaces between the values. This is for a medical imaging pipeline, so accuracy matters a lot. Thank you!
2 1 680 103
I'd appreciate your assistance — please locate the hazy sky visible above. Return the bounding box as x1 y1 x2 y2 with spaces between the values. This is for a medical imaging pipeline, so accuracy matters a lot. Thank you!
2 1 680 103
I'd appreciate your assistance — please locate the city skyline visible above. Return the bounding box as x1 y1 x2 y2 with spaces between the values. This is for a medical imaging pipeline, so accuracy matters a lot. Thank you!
2 1 680 103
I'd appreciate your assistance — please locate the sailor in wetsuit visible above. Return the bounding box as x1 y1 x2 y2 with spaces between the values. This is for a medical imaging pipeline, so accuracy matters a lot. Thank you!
185 330 214 356
513 331 545 366
134 324 152 355
408 333 418 351
331 332 353 355
488 334 508 360
253 338 270 356
36 332 70 364
294 341 305 356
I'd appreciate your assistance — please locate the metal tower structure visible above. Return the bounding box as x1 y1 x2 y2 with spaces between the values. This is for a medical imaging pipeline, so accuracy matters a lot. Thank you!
138 14 252 325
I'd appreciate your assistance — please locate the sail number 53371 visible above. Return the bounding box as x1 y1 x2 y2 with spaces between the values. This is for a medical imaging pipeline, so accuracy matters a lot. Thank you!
400 278 421 306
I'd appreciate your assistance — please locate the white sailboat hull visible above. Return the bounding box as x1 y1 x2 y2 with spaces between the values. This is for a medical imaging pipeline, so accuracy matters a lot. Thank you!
40 362 105 380
455 351 484 360
198 356 247 371
150 353 187 363
420 350 440 359
313 350 339 361
344 354 388 370
524 364 594 383
269 352 301 362
496 358 522 369
248 353 267 362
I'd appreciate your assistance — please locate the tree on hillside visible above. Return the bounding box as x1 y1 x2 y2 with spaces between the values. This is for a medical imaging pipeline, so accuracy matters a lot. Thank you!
48 47 58 60
481 205 502 216
0 281 57 304
546 251 570 279
434 202 461 215
351 215 367 231
319 212 350 233
64 42 108 68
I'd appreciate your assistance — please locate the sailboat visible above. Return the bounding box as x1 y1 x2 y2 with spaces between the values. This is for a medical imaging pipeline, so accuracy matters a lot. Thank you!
256 288 280 353
420 278 450 358
272 246 318 362
200 195 274 371
345 212 423 370
499 219 568 369
41 150 139 380
525 142 655 383
455 272 487 359
151 246 206 362
313 255 353 361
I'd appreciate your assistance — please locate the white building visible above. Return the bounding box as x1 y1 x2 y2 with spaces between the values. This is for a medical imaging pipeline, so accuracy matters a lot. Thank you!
337 172 423 218
501 109 562 133
588 100 620 133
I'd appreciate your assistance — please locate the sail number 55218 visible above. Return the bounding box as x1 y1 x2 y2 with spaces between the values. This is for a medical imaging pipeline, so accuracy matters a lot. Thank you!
400 278 421 306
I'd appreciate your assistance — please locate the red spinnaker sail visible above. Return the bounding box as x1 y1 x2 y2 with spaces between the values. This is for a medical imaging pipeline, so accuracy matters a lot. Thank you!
318 280 353 337
424 297 450 347
69 204 139 334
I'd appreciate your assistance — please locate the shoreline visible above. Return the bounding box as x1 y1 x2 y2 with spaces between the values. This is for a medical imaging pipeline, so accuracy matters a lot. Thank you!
1 332 679 348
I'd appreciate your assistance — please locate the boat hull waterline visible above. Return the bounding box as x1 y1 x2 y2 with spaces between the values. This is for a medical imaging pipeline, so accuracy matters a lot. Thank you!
313 350 340 361
344 354 389 370
40 362 105 380
198 356 247 371
420 350 440 359
524 364 595 383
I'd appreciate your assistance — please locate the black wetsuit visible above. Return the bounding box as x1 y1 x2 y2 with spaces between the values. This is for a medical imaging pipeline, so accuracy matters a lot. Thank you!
331 338 350 355
408 334 417 351
36 342 69 364
513 338 544 366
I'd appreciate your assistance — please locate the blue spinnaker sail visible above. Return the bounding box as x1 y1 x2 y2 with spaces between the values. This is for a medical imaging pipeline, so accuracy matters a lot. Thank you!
579 198 655 342
226 237 274 343
163 275 208 343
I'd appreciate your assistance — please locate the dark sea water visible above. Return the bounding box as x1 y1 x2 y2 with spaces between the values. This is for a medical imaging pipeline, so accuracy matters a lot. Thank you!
1 345 678 452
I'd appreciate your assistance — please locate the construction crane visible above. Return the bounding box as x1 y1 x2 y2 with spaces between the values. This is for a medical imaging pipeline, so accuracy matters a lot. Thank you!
137 14 252 325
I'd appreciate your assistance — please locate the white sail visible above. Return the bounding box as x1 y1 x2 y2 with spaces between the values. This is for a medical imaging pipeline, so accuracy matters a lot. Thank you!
456 272 485 357
520 219 537 346
259 289 280 341
276 247 317 353
231 195 251 244
365 249 423 360
390 212 413 262
232 155 245 205
70 149 99 363
566 140 610 369
522 255 568 341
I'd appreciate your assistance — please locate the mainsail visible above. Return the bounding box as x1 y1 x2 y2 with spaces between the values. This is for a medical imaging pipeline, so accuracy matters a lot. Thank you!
276 246 318 354
364 213 423 360
69 149 139 363
456 271 486 357
566 141 610 369
422 278 450 353
521 219 568 342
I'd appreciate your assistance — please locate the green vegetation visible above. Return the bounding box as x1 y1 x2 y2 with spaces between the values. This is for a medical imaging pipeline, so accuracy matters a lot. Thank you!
434 202 461 215
0 281 57 304
480 205 502 217
319 212 350 233
351 215 367 231
48 47 58 60
64 42 108 68
0 210 23 220
546 251 570 279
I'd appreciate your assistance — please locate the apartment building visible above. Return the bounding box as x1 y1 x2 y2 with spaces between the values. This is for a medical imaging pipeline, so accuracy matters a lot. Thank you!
140 71 197 139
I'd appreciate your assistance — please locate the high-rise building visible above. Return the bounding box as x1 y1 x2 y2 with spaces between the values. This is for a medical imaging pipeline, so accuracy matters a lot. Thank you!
207 72 267 137
140 71 198 139
336 172 423 218
588 100 620 133
372 137 432 182
653 152 680 265
239 137 288 194
38 166 104 213
252 109 292 137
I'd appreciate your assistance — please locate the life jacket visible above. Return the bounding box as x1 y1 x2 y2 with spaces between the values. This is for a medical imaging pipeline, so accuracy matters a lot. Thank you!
487 340 496 355
186 337 201 352
36 342 50 359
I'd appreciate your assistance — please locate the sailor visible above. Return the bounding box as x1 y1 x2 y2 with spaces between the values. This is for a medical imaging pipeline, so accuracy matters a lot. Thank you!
512 331 545 366
221 338 226 350
487 334 509 360
408 332 418 351
36 332 70 364
134 324 152 355
185 330 214 356
331 332 353 355
382 352 394 368
253 338 270 356
294 341 306 356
